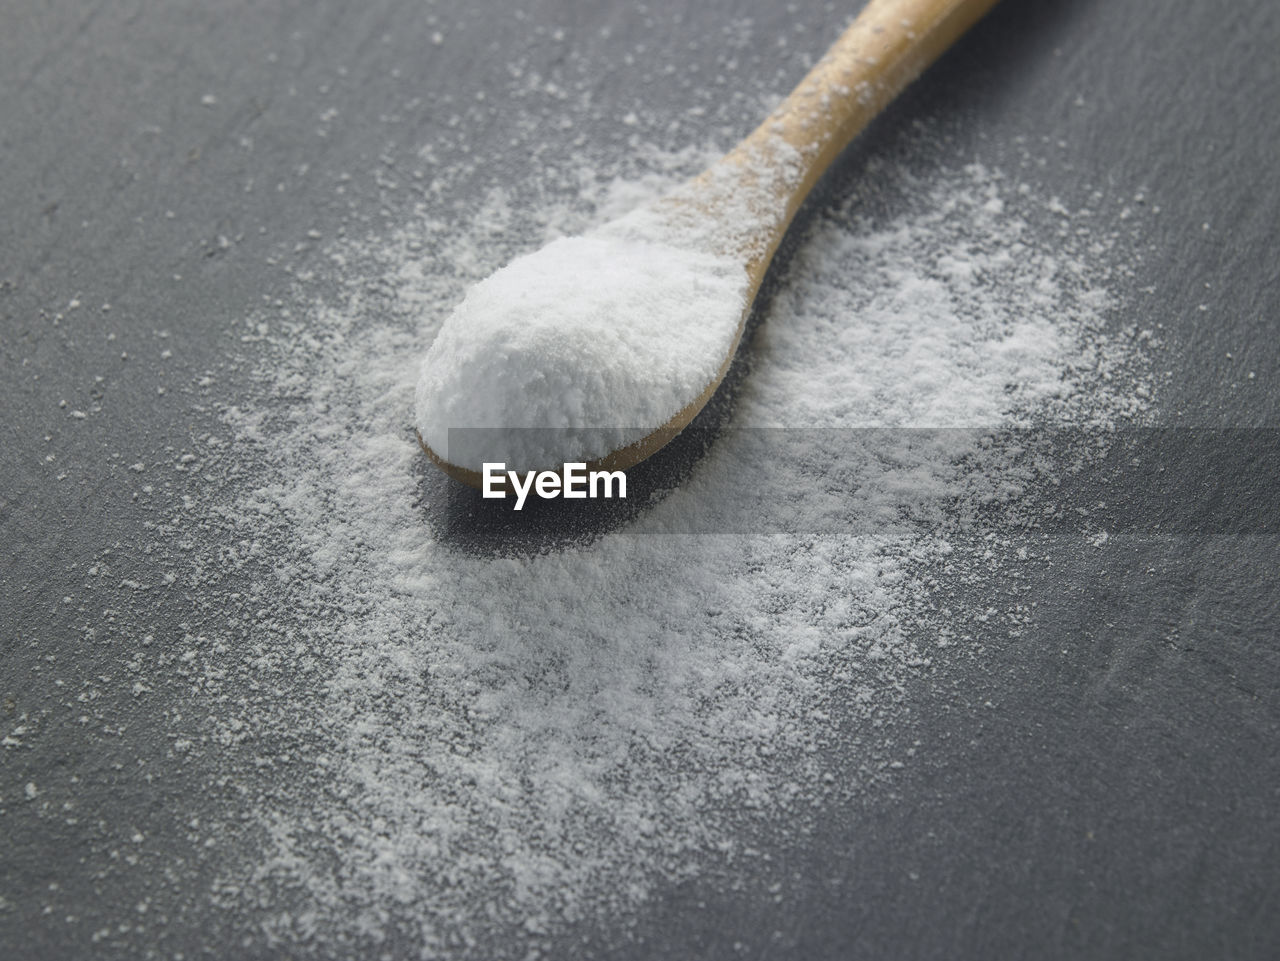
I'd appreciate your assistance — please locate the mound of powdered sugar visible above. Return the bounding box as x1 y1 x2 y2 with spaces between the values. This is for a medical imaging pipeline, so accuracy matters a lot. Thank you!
414 230 747 472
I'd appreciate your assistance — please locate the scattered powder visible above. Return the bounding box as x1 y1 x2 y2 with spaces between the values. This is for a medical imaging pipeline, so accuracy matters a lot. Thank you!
5 58 1153 957
743 162 1135 429
173 143 1153 957
2 15 1162 956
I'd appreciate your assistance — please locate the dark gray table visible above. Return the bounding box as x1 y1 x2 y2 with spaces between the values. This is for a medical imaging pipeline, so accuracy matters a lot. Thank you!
3 1 1277 958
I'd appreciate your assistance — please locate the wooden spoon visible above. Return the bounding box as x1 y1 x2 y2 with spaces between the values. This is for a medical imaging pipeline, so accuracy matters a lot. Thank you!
422 0 1000 488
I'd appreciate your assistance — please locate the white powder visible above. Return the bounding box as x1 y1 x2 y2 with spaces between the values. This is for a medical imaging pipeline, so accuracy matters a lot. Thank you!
35 59 1154 953
171 144 1152 957
414 229 747 472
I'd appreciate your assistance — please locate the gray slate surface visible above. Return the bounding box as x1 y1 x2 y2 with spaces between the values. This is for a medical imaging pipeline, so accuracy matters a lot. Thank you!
2 0 1278 958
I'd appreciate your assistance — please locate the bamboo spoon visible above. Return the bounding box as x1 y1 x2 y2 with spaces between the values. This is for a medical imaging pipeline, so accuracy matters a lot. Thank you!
420 0 1000 488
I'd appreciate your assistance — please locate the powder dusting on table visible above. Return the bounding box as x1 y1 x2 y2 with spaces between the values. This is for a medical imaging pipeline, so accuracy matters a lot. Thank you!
0 7 1167 953
134 140 1155 957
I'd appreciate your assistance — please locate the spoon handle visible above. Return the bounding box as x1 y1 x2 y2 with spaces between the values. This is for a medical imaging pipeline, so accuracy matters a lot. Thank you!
717 0 1001 277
